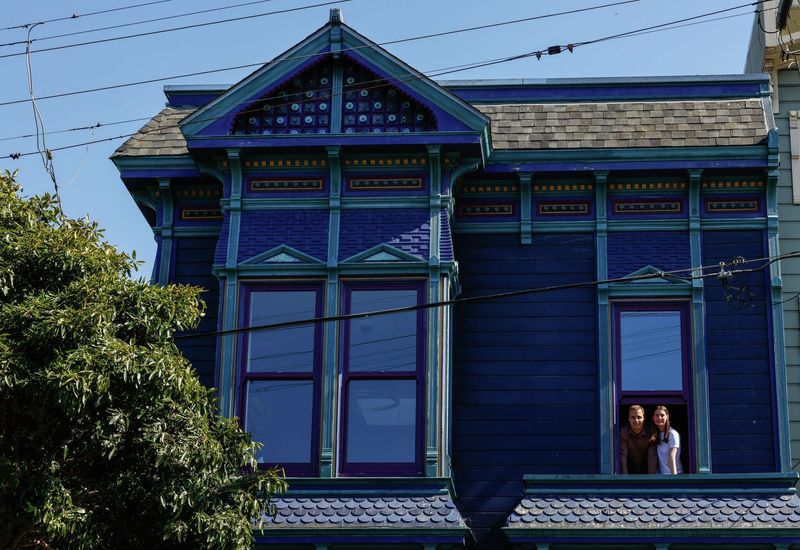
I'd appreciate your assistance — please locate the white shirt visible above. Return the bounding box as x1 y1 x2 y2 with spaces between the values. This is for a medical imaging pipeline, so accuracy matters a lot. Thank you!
656 429 684 474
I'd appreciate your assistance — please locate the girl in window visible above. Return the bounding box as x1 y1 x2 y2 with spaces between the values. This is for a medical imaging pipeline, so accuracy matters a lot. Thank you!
652 405 683 474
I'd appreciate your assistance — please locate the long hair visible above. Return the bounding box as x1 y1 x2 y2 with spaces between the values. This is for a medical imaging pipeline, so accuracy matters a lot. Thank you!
651 405 671 445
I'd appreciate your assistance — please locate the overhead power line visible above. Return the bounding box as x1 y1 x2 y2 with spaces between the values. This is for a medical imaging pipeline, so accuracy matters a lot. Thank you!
3 0 180 31
0 0 353 61
174 251 800 341
0 3 771 144
1 1 768 159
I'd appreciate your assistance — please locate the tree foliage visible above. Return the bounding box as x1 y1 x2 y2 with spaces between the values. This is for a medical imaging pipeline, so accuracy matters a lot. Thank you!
0 172 286 549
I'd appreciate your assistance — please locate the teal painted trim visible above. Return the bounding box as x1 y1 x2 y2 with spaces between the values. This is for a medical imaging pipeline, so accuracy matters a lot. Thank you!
337 263 431 276
186 131 483 147
595 171 612 474
488 145 768 164
767 164 792 471
219 150 242 417
283 475 457 492
239 199 330 210
448 158 481 190
239 244 325 266
519 173 532 245
689 169 711 474
607 220 690 231
340 198 430 209
532 221 595 234
171 227 220 237
215 265 326 278
330 33 343 134
322 147 341 477
700 218 767 230
180 29 329 136
452 223 519 234
112 155 196 170
261 527 469 540
341 243 425 264
156 178 173 286
427 146 441 477
521 472 799 491
607 284 692 297
219 273 238 418
339 27 489 132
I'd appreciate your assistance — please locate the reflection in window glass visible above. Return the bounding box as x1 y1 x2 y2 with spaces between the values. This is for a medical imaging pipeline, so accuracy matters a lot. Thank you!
620 311 683 391
245 380 313 463
248 291 316 373
349 290 417 372
346 379 416 463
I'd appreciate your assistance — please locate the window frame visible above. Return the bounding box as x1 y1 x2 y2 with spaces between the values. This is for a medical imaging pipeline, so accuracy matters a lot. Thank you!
237 281 325 477
612 300 695 473
338 279 427 476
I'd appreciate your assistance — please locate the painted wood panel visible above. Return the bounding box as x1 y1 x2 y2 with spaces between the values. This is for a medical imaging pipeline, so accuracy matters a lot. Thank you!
172 236 220 388
702 229 776 472
451 232 597 545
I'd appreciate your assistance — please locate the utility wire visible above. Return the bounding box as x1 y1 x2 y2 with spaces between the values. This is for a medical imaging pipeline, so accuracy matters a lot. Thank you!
174 251 800 341
3 0 179 31
0 0 352 61
0 0 283 48
0 0 644 108
2 3 768 158
0 3 767 143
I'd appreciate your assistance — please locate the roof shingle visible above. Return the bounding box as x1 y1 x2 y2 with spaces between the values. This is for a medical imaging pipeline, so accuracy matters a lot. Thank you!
112 106 193 157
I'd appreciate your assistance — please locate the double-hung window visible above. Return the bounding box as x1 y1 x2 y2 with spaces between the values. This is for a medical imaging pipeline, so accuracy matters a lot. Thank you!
239 283 323 476
613 301 694 472
340 281 426 476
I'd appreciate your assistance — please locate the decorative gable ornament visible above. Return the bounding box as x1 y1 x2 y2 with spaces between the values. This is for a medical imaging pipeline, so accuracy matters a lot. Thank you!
341 243 425 264
240 244 324 266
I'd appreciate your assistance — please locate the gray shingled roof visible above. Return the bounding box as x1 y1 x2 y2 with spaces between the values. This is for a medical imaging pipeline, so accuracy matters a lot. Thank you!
506 493 800 530
477 99 769 150
112 106 192 157
265 494 465 529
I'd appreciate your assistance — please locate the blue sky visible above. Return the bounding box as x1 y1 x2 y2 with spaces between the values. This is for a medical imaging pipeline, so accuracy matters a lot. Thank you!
1 0 761 277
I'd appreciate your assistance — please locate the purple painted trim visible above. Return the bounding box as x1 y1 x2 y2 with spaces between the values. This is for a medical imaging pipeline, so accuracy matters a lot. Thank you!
456 200 518 221
611 301 696 474
507 535 798 544
166 92 222 107
236 281 325 477
119 169 200 179
609 197 686 219
484 159 769 173
339 280 427 477
174 203 224 226
186 133 481 149
446 82 763 103
701 195 765 217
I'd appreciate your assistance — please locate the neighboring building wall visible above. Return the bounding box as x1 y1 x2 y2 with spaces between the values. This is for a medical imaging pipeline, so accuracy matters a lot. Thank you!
775 68 800 466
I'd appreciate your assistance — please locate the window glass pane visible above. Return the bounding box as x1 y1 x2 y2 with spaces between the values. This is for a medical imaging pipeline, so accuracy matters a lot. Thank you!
245 380 313 464
349 289 417 372
248 290 317 373
346 379 416 463
620 310 683 391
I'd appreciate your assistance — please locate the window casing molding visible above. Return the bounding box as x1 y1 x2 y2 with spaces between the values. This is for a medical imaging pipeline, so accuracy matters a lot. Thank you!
339 280 427 476
236 281 325 476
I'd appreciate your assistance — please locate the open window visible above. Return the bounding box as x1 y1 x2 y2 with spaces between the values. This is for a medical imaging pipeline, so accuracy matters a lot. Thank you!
238 283 324 476
339 281 426 476
613 301 694 473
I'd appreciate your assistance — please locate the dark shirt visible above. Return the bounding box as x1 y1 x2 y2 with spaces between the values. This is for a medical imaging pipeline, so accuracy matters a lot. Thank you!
620 425 657 474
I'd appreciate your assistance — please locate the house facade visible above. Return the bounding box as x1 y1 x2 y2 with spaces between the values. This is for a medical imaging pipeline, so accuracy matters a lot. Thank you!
113 10 800 549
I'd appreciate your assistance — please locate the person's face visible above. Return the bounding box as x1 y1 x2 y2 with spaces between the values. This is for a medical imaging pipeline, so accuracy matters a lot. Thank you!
653 409 669 430
628 408 645 434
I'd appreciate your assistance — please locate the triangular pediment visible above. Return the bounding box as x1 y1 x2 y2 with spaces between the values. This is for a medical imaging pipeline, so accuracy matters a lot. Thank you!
241 245 324 266
341 243 424 264
180 10 488 140
617 265 691 285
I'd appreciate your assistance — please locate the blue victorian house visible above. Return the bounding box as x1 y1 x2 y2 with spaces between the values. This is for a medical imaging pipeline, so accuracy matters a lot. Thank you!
112 9 800 549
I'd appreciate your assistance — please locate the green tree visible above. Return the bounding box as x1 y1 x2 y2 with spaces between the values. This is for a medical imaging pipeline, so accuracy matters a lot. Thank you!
0 172 286 549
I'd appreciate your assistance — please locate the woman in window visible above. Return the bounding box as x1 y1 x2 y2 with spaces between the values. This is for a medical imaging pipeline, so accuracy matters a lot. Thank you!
651 405 683 474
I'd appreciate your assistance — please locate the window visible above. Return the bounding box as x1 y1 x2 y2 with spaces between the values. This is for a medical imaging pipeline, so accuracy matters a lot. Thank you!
340 282 425 475
613 301 693 473
239 284 323 476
